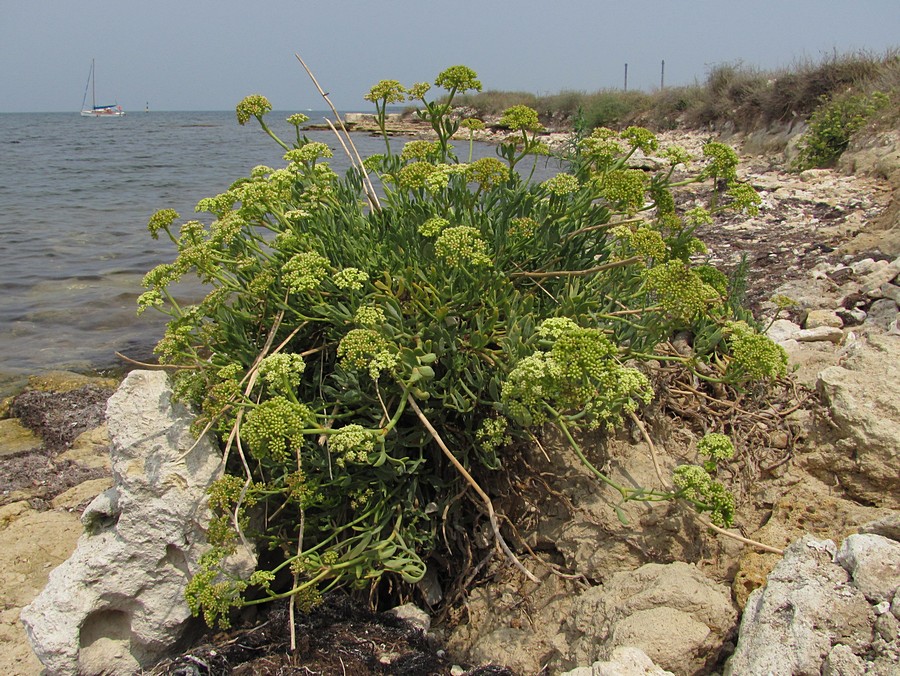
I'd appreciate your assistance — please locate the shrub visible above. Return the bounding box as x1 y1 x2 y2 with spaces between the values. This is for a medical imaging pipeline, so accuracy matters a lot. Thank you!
143 66 772 627
792 90 889 169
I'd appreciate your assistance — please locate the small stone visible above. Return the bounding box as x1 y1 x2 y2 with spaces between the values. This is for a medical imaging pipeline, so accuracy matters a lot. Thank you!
850 258 877 275
836 307 867 326
386 603 431 633
822 644 865 676
875 601 892 616
795 326 844 343
766 319 800 344
880 283 900 304
804 310 843 329
826 266 854 284
859 259 900 295
835 534 900 604
864 298 900 331
875 612 899 642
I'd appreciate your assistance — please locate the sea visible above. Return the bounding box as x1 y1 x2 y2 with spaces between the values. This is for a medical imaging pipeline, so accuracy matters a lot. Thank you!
0 110 563 395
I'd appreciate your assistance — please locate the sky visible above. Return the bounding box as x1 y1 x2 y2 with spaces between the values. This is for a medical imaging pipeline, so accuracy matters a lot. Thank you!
1 0 897 113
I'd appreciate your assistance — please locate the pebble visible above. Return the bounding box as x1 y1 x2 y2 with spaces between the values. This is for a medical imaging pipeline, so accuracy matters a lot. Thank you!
804 310 843 330
795 326 844 343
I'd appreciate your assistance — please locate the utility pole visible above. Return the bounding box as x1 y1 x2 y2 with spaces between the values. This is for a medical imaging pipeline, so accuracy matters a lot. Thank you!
624 63 628 92
661 60 665 89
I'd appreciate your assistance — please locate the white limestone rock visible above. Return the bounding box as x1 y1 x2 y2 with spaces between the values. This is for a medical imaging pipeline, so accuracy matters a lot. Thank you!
567 561 737 676
725 537 873 675
20 370 251 676
836 534 900 604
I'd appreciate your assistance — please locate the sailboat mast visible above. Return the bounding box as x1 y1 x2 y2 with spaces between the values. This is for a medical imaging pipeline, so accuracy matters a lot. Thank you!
91 59 96 109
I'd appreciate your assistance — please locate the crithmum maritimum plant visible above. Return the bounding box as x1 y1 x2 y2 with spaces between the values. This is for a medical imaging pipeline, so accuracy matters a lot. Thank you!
140 62 781 628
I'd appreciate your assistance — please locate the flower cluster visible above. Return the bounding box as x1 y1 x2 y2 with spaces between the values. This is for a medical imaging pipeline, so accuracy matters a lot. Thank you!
419 216 450 237
476 417 511 456
541 173 581 196
401 140 440 162
597 169 647 214
673 464 735 527
259 352 306 392
726 183 762 215
499 105 543 132
396 162 438 190
467 157 509 190
241 396 313 463
329 424 377 467
697 432 735 462
434 65 482 93
663 145 693 167
286 113 310 127
406 82 431 100
460 117 485 131
236 94 272 125
702 142 739 182
725 322 788 382
148 208 179 240
434 226 492 268
283 251 329 293
684 206 713 226
285 142 333 165
695 265 729 296
579 128 624 169
536 316 579 340
354 305 386 326
285 469 322 508
333 267 369 291
196 191 238 218
337 329 399 380
620 126 658 153
364 80 406 104
643 260 721 320
185 550 249 629
503 320 652 428
621 227 667 262
509 216 538 238
137 289 164 315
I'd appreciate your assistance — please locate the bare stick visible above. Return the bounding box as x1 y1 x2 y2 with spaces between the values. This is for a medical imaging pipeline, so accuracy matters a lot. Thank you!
510 256 641 279
693 513 784 555
406 395 538 582
115 351 195 369
630 410 667 488
294 53 381 211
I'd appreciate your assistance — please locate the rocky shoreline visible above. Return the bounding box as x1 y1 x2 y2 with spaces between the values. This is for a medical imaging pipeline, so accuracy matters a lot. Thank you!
1 126 898 675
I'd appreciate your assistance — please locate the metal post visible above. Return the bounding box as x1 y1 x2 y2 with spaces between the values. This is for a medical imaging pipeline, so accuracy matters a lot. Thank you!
661 60 665 89
624 63 628 92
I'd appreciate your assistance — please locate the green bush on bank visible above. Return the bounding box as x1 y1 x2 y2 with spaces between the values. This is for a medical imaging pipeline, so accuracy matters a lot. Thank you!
453 50 898 136
142 65 781 628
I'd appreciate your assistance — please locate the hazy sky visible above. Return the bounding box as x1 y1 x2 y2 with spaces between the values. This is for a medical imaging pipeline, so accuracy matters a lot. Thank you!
2 0 897 113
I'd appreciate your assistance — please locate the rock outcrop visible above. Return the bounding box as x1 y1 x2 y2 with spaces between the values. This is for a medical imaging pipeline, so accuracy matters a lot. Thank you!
567 562 737 676
20 370 247 676
726 534 900 675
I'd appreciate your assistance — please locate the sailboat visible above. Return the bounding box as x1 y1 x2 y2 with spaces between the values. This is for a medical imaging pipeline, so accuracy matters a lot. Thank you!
80 60 125 117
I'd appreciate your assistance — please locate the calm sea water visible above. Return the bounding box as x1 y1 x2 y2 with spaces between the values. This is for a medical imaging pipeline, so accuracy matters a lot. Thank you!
0 111 562 395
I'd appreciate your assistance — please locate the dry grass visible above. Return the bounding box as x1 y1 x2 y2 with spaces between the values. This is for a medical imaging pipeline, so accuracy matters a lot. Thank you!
449 49 899 134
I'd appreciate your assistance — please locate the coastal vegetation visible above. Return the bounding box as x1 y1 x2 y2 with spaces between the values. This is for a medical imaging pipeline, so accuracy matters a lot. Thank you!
142 64 790 631
454 50 899 166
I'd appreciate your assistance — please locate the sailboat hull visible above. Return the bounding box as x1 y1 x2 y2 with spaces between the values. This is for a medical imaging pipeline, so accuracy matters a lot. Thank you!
80 107 126 117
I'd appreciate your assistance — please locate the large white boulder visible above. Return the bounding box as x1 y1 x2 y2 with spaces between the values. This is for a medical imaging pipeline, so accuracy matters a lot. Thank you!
726 534 900 675
20 370 242 676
